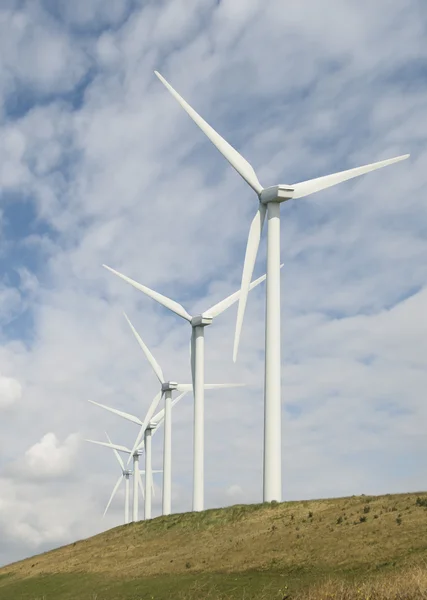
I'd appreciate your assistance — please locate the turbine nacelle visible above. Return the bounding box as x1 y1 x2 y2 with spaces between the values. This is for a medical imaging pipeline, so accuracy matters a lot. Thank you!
161 381 178 392
191 315 213 327
259 185 295 204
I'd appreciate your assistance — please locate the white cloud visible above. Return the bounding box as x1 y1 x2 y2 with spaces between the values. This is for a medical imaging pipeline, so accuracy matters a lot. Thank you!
0 475 102 563
0 285 22 323
0 3 89 100
22 433 80 479
0 374 22 409
51 0 131 30
226 484 244 499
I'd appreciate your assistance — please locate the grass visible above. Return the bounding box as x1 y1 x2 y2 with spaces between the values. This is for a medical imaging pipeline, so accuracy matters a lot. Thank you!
0 491 427 599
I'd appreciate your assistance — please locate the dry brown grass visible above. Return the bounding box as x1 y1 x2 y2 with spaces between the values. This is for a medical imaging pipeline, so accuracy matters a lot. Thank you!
299 564 427 600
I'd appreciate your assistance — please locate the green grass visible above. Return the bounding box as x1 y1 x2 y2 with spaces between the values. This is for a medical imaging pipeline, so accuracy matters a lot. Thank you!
0 567 398 600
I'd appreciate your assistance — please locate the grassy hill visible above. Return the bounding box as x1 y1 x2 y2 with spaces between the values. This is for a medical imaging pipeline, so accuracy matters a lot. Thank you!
1 491 427 599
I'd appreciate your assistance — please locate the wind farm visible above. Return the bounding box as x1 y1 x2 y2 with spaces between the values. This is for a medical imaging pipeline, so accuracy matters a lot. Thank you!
87 431 162 524
81 69 409 526
152 71 410 504
1 10 423 597
101 268 281 511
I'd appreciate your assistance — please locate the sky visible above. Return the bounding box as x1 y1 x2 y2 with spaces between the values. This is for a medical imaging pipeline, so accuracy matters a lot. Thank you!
0 0 426 567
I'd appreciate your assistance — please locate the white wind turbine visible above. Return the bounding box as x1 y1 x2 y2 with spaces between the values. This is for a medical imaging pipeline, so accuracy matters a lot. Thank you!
152 70 410 503
102 271 273 512
119 312 244 514
88 390 188 520
86 431 162 523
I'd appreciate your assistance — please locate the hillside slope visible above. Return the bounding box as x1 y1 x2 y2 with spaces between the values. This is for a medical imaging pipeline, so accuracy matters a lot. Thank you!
0 491 426 599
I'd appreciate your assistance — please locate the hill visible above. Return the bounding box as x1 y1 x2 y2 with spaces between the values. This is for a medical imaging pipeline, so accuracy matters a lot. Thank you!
0 491 426 599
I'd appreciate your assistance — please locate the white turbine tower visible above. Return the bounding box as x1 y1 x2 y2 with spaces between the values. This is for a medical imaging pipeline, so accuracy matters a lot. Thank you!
152 70 410 503
86 432 162 523
102 271 271 512
88 390 189 519
118 312 245 514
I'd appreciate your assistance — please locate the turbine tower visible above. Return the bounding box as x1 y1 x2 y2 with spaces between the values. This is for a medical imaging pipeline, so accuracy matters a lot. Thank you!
103 431 132 524
89 390 189 519
120 313 245 514
86 431 161 522
152 70 409 503
102 272 270 512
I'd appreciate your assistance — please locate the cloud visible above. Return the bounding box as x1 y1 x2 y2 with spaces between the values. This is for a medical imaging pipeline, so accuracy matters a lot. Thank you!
45 0 132 31
0 374 22 409
226 484 244 499
0 2 89 108
21 433 80 479
0 475 101 562
0 285 22 323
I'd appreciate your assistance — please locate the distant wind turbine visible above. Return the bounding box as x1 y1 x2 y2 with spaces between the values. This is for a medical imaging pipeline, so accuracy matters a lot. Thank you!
86 431 161 522
152 70 410 504
102 268 279 511
89 390 188 519
119 312 245 514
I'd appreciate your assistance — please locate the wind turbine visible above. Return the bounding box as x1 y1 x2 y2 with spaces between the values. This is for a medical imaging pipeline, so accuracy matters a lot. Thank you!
86 432 162 522
151 70 410 503
118 312 245 514
101 273 271 512
89 390 188 519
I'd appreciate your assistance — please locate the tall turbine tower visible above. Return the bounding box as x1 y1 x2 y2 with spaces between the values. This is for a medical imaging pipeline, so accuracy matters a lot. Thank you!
102 268 277 511
152 70 409 503
89 390 188 518
120 313 245 514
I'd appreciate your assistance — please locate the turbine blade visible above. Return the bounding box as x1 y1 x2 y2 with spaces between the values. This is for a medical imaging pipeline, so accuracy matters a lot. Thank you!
175 384 193 392
137 468 145 499
103 264 192 322
154 71 263 195
233 204 267 362
142 390 164 432
86 439 131 453
203 266 283 319
128 428 146 464
127 391 164 463
103 475 123 517
171 390 188 409
151 480 155 498
291 154 410 199
88 400 142 426
105 432 125 471
123 313 165 384
152 391 188 427
176 383 246 391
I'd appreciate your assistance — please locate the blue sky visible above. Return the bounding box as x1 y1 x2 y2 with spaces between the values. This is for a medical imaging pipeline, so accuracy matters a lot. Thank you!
0 0 426 566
